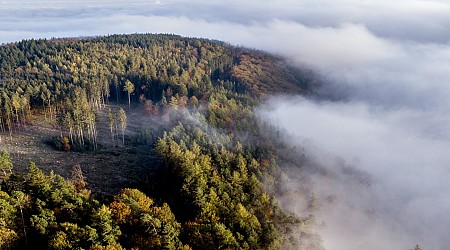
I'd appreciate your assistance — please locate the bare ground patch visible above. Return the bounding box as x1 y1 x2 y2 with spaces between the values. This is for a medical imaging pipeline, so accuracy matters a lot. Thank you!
0 106 164 195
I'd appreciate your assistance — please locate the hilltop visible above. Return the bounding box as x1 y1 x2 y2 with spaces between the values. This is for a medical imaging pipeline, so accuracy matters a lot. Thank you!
0 34 322 249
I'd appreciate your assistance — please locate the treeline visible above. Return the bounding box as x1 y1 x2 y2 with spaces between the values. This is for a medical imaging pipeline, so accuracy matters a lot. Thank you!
0 151 187 249
0 34 321 249
0 34 308 145
0 104 319 249
156 123 294 249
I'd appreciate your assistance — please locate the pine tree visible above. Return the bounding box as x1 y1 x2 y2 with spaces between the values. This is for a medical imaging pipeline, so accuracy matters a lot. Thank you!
123 80 134 109
92 205 121 245
108 108 115 145
118 108 127 146
0 150 13 178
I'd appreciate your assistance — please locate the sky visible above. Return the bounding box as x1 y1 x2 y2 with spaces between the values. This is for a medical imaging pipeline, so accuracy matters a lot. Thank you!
1 1 450 249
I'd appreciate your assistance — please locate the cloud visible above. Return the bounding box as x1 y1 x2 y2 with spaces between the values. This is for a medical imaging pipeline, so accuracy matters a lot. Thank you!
257 97 450 250
2 0 450 44
2 1 450 249
249 4 450 248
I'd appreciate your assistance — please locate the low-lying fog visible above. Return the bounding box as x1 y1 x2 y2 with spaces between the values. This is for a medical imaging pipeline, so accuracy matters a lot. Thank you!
253 6 450 248
257 96 450 250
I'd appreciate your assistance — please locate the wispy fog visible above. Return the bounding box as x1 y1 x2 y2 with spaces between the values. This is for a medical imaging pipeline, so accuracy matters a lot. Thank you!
251 2 450 249
2 1 450 249
258 97 450 250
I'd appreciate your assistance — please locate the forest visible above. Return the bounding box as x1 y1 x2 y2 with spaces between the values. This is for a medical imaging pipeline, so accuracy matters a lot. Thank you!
0 34 321 249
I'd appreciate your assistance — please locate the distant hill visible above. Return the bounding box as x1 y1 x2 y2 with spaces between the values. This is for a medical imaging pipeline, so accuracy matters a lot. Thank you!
0 33 310 104
0 34 322 250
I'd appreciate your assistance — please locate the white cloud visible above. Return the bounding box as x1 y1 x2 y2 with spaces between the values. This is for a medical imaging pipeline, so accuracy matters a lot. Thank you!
257 97 450 250
1 0 450 44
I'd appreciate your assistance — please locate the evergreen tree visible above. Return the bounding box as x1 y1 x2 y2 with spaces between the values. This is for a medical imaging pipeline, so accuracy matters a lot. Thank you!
118 108 127 146
123 80 134 109
0 150 13 178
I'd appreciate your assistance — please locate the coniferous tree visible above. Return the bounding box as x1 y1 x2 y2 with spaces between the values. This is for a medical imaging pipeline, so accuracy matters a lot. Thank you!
108 108 115 145
0 150 13 178
118 108 127 146
123 80 134 109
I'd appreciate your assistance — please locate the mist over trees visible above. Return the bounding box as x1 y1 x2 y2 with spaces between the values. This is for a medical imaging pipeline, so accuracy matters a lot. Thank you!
0 34 320 249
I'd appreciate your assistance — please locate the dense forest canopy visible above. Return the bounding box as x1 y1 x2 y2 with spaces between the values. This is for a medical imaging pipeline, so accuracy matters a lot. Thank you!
0 34 321 249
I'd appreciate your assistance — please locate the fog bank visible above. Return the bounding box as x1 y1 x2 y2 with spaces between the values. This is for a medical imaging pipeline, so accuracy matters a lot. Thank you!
258 97 450 249
254 16 450 248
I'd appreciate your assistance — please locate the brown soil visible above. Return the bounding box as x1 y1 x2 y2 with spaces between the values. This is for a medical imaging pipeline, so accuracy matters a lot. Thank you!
0 106 163 195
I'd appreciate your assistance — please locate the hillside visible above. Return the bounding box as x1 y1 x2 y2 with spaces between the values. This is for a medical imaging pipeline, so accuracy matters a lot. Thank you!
0 34 321 249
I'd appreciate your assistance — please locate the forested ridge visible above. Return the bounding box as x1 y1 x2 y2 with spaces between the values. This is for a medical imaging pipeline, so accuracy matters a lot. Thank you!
0 34 321 249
